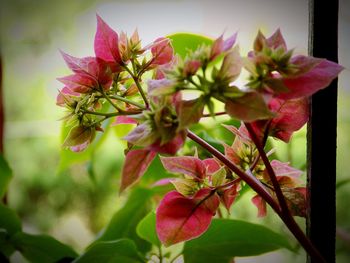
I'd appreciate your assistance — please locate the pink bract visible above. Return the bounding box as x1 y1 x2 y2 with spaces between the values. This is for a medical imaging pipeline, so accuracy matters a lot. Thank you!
156 189 219 246
120 149 157 192
94 15 122 67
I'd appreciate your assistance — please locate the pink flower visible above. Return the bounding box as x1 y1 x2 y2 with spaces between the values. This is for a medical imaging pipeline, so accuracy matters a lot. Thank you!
210 33 237 61
94 14 122 71
151 37 174 66
251 97 309 143
58 52 113 93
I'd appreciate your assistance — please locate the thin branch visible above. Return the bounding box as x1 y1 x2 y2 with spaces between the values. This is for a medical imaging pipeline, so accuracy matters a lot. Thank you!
109 94 146 109
243 123 326 263
202 112 227 117
99 86 123 112
244 123 290 215
123 64 149 108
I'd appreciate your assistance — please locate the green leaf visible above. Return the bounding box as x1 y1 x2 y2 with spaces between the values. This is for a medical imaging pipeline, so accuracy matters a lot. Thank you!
11 232 77 263
0 229 14 258
0 154 12 199
0 205 21 257
336 178 350 190
167 33 213 58
74 239 143 263
0 204 21 236
136 212 161 247
94 188 153 254
183 219 293 263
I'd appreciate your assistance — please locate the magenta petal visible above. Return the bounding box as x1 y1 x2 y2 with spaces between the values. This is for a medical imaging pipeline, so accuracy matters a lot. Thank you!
160 155 206 179
120 149 156 192
113 116 137 125
151 37 174 66
271 160 303 178
269 98 309 142
60 51 95 76
223 32 238 52
221 183 240 211
70 141 90 152
148 132 185 155
210 34 224 60
202 158 221 174
56 87 79 106
156 189 219 246
57 74 96 93
94 15 121 64
279 59 343 100
251 195 267 217
266 29 287 51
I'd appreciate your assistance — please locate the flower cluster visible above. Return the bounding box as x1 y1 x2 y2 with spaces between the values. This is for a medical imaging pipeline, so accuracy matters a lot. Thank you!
57 16 343 248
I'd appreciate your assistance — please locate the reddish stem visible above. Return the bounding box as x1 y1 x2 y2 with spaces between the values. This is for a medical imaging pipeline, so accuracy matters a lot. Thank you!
187 130 280 212
202 112 227 117
244 123 291 217
187 129 326 263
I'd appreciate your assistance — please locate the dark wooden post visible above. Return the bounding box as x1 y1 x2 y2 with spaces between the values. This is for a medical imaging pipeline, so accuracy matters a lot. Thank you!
307 1 339 262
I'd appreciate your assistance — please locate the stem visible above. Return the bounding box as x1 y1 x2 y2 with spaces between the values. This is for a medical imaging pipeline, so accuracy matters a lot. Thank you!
187 129 327 263
187 77 201 89
244 123 291 217
82 110 120 117
99 86 123 112
245 123 327 263
109 94 146 109
170 252 182 263
123 64 149 108
158 246 163 263
202 112 227 117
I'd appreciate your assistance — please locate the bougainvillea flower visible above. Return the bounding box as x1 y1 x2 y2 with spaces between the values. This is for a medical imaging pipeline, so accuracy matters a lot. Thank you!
251 160 306 217
210 33 237 61
247 30 343 99
94 14 122 70
59 53 113 92
224 91 274 122
56 87 80 106
112 115 138 125
123 93 185 150
278 56 344 100
151 37 174 66
62 125 96 152
120 126 186 193
250 97 309 143
156 189 220 246
253 29 287 52
183 59 202 77
218 46 242 83
120 149 157 192
160 155 208 180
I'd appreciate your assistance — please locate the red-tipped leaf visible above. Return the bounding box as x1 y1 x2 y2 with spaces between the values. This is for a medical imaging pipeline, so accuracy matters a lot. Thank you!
160 156 207 179
156 189 219 246
120 149 156 192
